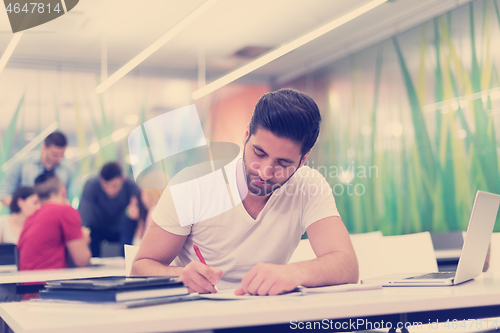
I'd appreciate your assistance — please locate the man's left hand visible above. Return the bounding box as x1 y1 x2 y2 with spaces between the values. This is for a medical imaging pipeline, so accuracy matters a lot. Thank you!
234 263 301 296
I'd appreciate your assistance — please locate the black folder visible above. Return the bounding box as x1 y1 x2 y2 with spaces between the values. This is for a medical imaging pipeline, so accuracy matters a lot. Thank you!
40 276 189 302
45 276 182 290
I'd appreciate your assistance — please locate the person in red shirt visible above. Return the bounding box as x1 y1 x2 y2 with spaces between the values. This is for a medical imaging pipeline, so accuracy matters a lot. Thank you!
18 173 91 270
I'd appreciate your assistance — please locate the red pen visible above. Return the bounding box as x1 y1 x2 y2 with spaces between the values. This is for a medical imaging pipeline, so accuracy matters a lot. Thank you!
193 244 207 265
193 244 219 291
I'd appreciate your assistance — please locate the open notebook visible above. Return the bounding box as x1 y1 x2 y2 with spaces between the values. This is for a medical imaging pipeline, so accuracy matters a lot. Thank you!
34 283 382 308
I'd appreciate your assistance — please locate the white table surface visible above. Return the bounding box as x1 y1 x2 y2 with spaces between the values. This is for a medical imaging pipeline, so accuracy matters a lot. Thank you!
0 265 125 284
1 272 500 333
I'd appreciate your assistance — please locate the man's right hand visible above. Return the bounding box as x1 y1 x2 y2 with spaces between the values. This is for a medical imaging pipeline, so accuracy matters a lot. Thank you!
179 261 223 293
126 196 140 220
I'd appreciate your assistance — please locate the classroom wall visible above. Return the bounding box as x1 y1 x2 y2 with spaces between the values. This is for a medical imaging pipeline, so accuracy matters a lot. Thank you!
281 0 500 235
0 67 267 211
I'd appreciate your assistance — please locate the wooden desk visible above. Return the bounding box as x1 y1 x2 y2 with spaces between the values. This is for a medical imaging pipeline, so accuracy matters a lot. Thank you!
1 272 500 333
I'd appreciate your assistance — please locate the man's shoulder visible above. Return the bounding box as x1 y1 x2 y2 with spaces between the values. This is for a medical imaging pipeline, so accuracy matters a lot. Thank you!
41 203 77 214
123 177 139 187
84 176 100 187
123 178 141 194
56 159 72 172
276 165 332 201
25 204 65 225
14 152 41 166
293 165 329 184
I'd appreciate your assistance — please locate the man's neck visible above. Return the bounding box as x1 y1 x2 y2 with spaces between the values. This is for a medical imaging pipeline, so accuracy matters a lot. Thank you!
41 197 64 206
243 191 270 206
40 151 55 170
9 213 26 225
237 158 271 218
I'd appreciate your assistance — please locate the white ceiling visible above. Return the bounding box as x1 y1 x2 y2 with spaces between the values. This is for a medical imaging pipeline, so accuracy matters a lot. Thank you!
0 0 473 86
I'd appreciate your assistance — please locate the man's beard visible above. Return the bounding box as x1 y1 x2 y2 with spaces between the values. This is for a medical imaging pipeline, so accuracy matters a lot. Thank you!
242 150 297 197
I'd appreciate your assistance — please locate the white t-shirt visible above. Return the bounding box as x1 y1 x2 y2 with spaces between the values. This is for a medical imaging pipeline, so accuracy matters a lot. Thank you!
152 157 340 289
0 215 19 244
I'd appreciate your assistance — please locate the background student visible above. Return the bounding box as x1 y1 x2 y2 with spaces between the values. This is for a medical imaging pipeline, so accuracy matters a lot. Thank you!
0 187 40 244
78 162 147 257
17 173 91 270
0 131 72 208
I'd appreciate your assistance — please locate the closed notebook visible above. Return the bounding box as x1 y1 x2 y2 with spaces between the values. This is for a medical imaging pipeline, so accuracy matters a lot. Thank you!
44 276 182 290
40 276 188 302
39 286 189 302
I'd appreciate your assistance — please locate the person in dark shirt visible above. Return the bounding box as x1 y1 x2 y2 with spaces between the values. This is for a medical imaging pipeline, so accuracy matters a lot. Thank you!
78 162 146 257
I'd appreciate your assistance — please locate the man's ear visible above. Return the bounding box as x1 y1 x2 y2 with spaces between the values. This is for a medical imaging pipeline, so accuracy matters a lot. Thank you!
299 151 311 168
243 123 251 146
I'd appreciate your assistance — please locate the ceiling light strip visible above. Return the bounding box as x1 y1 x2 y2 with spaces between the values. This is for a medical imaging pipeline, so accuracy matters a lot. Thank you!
191 0 387 100
423 87 500 113
101 36 108 82
0 32 24 75
70 126 134 163
95 0 219 94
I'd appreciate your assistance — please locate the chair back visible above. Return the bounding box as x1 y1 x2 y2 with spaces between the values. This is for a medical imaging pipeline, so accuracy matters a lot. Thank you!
0 243 18 272
357 232 438 281
124 244 140 276
488 232 500 272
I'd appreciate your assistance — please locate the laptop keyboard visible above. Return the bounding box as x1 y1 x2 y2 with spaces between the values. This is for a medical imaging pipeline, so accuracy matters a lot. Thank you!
404 272 455 280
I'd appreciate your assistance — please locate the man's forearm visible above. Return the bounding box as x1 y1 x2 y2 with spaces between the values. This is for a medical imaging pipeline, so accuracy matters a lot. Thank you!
131 258 184 277
73 249 91 267
66 239 92 267
290 250 359 287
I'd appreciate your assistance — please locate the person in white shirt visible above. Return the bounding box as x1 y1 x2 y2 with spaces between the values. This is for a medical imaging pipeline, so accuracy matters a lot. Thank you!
132 88 358 295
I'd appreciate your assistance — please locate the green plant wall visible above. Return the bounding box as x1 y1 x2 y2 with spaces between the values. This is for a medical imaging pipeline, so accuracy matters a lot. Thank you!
284 0 500 234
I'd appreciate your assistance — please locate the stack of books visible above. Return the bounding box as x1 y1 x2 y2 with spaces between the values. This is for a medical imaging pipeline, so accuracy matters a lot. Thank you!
39 276 192 305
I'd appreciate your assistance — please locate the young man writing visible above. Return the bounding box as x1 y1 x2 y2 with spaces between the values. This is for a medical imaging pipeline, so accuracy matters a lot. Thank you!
18 173 91 270
132 89 358 295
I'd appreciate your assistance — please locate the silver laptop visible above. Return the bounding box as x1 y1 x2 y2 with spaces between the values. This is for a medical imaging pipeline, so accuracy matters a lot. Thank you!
361 191 500 286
